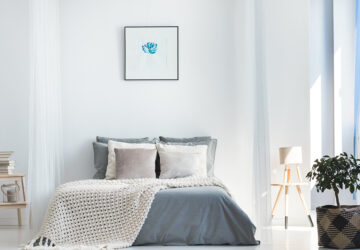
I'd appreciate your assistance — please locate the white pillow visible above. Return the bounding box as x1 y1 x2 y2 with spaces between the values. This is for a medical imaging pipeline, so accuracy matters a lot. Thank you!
106 140 156 179
156 143 208 179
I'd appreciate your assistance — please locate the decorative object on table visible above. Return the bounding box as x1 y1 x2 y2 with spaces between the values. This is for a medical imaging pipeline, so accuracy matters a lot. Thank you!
306 152 360 249
124 26 179 80
1 183 20 202
0 174 28 226
0 151 15 174
271 146 314 229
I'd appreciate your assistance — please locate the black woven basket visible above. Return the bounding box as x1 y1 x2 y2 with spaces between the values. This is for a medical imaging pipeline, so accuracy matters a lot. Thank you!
317 205 360 248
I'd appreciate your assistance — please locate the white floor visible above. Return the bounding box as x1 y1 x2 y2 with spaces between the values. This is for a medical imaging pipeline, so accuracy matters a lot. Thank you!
0 225 331 250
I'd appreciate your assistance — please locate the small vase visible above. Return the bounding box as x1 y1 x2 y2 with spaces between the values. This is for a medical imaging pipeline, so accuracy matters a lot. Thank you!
1 183 19 203
6 188 17 202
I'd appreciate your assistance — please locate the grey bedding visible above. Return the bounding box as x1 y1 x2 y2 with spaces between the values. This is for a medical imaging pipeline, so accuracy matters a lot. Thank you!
134 186 259 246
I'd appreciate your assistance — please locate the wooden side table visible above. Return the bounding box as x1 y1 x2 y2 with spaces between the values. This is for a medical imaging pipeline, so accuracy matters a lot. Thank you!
0 174 28 226
271 165 314 229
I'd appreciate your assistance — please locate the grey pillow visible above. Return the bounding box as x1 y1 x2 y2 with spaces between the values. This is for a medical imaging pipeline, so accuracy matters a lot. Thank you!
159 136 217 176
93 137 154 179
115 148 157 179
93 142 108 179
159 136 211 143
96 136 150 144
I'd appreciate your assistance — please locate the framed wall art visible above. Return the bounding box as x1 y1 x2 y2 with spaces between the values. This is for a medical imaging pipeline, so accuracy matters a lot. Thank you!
124 26 179 80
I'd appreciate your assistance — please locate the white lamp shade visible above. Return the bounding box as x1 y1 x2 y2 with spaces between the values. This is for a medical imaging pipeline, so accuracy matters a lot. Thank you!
279 146 302 165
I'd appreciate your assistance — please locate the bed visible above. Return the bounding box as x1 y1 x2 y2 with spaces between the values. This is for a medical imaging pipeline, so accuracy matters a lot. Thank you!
25 136 259 249
25 178 259 249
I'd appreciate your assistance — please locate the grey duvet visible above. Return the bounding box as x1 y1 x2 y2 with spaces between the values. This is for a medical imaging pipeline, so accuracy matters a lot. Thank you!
134 186 259 246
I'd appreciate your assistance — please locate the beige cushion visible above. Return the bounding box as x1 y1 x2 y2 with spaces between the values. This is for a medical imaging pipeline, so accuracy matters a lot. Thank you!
115 148 157 179
156 143 208 179
106 140 156 179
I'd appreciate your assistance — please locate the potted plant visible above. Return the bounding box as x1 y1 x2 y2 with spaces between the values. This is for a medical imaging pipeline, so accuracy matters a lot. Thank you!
306 152 360 249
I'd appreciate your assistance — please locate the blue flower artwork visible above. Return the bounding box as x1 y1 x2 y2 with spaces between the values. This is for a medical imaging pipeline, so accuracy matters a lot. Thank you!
142 42 158 54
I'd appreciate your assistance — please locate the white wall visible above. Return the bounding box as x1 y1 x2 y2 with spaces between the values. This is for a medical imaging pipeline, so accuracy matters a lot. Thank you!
59 0 258 215
0 0 29 224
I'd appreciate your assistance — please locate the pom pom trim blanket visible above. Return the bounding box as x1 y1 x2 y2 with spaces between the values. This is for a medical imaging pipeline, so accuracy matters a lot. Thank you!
24 177 228 250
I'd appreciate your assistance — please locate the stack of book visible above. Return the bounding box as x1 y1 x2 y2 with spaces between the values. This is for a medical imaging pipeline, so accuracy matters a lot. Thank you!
0 151 14 174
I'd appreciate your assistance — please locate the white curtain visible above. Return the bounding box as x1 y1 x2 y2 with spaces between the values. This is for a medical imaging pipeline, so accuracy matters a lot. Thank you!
252 0 272 233
28 0 63 230
252 84 271 229
355 1 360 160
354 0 360 201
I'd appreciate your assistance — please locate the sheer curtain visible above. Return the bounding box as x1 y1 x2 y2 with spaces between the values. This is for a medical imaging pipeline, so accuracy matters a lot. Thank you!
252 0 272 234
355 0 360 160
252 79 272 230
28 0 63 230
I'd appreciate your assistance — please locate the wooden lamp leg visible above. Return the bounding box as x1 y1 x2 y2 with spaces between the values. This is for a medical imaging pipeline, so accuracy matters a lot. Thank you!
272 186 283 217
272 165 288 216
296 166 314 227
284 166 291 229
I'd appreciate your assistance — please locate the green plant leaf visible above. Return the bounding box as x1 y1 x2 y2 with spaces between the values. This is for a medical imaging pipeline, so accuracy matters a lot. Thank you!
350 185 355 194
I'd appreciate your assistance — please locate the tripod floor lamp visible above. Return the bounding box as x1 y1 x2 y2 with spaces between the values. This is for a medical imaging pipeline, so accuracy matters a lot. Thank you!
271 146 314 229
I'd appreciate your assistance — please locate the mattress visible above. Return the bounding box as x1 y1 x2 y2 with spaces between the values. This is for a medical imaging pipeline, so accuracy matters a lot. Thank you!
134 186 259 246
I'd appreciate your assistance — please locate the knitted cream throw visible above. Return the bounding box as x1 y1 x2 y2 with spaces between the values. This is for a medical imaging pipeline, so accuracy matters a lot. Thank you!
24 177 228 250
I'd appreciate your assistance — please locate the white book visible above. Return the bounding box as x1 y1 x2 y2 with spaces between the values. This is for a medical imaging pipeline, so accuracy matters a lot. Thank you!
0 151 13 155
0 164 15 167
0 167 15 170
0 162 15 165
0 165 14 168
0 161 15 164
0 154 13 159
0 166 14 169
0 170 13 174
0 160 15 164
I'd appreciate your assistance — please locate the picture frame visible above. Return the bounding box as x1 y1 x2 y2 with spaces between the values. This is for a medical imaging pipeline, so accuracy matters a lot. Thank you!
124 26 179 80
